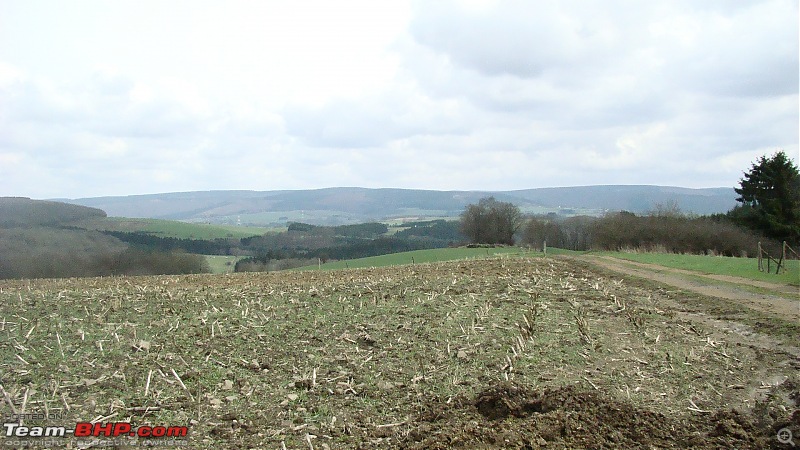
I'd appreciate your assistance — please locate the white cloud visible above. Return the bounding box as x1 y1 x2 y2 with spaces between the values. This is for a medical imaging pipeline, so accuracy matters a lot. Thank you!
0 0 796 198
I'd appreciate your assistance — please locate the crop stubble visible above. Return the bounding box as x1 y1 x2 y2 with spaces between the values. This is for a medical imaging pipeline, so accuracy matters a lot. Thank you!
0 257 797 448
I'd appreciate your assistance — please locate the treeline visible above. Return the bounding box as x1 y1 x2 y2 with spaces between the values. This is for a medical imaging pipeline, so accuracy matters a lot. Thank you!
97 220 464 273
394 219 466 242
465 151 798 257
233 221 461 273
103 222 414 256
234 238 441 272
287 221 389 238
522 210 775 257
101 231 238 255
0 228 208 279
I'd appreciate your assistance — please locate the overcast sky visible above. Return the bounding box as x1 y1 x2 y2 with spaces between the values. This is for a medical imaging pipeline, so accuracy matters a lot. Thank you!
1 0 797 199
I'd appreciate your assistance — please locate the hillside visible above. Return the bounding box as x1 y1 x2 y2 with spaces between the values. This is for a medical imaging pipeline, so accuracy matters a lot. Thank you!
0 196 106 227
61 186 737 226
0 197 208 279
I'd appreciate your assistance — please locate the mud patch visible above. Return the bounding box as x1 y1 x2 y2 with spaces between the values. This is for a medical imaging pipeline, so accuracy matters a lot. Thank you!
392 383 790 449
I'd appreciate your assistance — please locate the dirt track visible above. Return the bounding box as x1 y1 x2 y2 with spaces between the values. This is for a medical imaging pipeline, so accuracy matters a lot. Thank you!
572 254 800 322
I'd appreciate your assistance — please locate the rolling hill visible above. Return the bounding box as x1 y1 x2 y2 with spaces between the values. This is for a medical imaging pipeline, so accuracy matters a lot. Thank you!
60 186 737 226
0 196 106 227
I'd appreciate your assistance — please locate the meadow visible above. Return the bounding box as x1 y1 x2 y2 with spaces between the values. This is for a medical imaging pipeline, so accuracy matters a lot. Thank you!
599 251 800 286
204 255 243 274
74 217 274 240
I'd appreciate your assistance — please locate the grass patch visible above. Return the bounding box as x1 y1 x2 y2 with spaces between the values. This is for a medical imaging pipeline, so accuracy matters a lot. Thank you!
204 255 243 274
74 217 272 239
598 251 800 286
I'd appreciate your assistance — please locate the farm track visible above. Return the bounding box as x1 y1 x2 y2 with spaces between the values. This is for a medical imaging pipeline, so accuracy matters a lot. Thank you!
1 257 798 449
573 254 800 321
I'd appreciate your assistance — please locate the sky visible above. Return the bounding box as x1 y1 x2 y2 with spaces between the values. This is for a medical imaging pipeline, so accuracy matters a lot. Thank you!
0 0 797 199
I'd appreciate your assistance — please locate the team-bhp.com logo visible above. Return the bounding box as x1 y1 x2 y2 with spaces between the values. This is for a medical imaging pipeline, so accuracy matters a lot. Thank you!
4 421 188 442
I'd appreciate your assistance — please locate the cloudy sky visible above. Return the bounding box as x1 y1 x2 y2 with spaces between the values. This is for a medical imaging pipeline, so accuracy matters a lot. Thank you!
0 0 797 199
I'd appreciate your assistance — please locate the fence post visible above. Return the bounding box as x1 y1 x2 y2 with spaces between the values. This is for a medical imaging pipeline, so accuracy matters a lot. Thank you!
777 241 786 274
758 242 763 272
543 240 547 257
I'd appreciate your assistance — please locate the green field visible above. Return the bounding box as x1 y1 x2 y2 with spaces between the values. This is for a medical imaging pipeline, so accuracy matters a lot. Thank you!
204 255 243 273
599 251 800 286
74 217 273 239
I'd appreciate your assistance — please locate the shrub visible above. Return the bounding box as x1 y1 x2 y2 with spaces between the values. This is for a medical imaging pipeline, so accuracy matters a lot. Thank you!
521 211 770 257
590 212 768 256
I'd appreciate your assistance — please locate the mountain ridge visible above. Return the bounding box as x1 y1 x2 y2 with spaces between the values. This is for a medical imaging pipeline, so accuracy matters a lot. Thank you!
58 185 737 226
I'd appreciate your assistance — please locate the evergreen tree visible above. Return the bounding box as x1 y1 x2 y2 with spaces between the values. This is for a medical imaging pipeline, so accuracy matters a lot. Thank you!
730 150 800 245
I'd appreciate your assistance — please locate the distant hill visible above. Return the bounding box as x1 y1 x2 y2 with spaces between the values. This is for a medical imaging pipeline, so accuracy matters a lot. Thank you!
0 197 106 227
60 186 738 226
507 186 737 215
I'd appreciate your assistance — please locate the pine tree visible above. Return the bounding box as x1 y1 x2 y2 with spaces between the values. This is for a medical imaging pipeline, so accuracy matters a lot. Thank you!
730 150 800 245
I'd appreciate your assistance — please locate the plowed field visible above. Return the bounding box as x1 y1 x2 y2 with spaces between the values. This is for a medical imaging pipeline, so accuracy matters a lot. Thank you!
1 256 797 448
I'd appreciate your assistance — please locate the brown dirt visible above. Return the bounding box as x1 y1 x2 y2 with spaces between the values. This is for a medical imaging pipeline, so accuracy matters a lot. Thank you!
573 255 799 321
2 256 798 449
389 382 797 449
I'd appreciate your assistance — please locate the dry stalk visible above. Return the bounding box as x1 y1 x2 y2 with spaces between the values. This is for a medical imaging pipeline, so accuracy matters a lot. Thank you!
60 393 70 412
613 295 626 312
519 305 538 338
375 420 407 428
90 412 118 424
145 369 153 397
687 399 711 414
626 310 645 331
574 307 593 346
171 368 195 401
305 433 316 450
0 385 17 416
20 387 29 418
55 332 64 358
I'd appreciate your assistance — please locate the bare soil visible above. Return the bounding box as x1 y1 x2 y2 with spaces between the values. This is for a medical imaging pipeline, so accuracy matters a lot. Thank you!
396 382 799 449
1 256 798 449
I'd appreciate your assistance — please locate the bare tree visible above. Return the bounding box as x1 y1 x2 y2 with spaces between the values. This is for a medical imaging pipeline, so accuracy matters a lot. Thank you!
460 197 522 245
